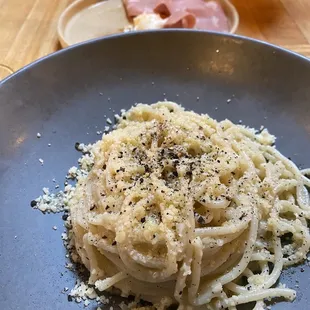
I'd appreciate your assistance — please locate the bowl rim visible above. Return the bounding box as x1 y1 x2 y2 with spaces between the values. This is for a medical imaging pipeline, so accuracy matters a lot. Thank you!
2 29 310 86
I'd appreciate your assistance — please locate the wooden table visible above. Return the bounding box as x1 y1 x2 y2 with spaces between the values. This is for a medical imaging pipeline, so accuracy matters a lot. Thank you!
1 0 310 79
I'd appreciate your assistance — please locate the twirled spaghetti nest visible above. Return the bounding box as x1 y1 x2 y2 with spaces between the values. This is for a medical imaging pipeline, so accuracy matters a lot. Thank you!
69 102 310 309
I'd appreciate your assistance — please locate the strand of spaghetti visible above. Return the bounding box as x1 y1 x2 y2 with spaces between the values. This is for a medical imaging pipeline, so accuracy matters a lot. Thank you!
210 229 247 245
199 198 231 209
265 148 300 176
301 168 310 175
224 288 296 307
279 201 310 218
302 175 310 187
210 208 222 224
94 237 119 254
283 224 310 266
225 282 247 294
242 267 254 278
262 151 277 163
195 218 250 236
95 272 128 291
258 237 282 289
83 233 106 283
213 210 258 286
97 250 128 274
188 237 203 303
117 242 176 282
267 147 310 210
175 198 195 304
72 222 89 266
274 180 298 194
174 243 193 304
88 213 118 231
207 249 242 278
195 209 258 305
297 184 310 207
200 239 241 277
258 261 270 275
286 192 296 204
202 229 243 250
200 246 221 259
216 290 237 310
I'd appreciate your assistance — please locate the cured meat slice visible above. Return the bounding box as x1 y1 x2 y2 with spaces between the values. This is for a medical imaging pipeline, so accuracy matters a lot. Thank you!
123 0 229 32
124 0 157 17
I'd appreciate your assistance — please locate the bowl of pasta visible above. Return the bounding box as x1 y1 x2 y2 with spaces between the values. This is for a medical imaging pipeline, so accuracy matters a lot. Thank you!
0 30 310 310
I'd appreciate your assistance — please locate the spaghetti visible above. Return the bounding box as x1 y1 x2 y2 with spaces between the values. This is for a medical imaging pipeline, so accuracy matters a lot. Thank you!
68 102 310 309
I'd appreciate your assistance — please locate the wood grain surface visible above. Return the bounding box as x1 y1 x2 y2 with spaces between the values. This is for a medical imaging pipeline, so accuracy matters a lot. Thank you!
0 0 310 79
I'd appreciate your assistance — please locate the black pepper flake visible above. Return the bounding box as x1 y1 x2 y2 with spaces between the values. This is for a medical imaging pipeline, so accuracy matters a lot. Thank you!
198 216 205 225
140 178 144 184
62 213 69 221
128 295 135 302
112 241 117 246
141 217 146 223
74 142 80 151
90 204 97 211
239 213 246 221
301 268 305 273
68 295 73 302
30 200 37 207
102 236 107 239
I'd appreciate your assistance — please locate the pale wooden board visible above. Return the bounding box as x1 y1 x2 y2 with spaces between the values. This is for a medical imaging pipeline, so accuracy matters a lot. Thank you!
0 0 310 79
0 0 74 78
232 0 309 45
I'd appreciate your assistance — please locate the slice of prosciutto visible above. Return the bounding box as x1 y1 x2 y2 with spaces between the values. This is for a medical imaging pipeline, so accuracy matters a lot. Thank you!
123 0 157 17
123 0 229 32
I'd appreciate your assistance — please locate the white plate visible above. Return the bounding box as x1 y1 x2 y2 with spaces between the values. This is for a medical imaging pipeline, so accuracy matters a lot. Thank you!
57 0 239 48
